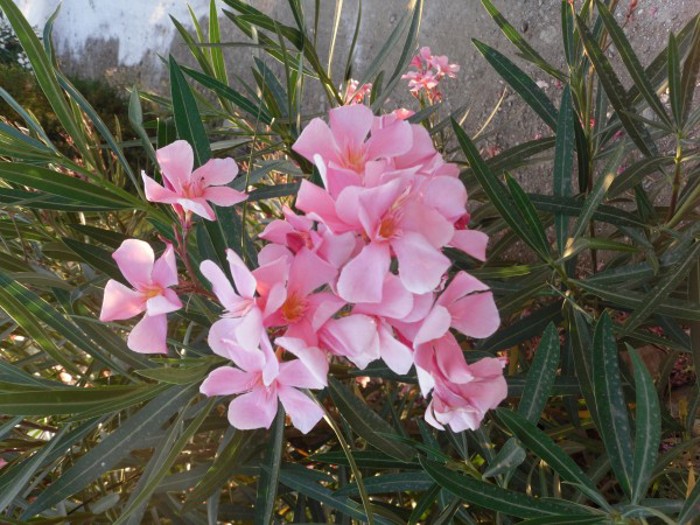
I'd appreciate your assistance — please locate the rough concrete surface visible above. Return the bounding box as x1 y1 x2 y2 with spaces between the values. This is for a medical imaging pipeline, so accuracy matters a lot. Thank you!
13 0 700 189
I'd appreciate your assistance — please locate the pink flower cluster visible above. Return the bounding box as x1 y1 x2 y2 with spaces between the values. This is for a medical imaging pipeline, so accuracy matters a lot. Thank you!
402 47 459 103
342 79 373 105
100 106 506 435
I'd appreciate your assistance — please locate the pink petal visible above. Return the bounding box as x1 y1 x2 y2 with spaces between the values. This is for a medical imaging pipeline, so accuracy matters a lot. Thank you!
177 197 216 221
112 239 155 289
328 104 373 151
142 172 179 204
289 248 337 296
433 333 473 384
278 385 324 434
208 317 264 371
448 290 500 339
355 179 405 239
317 229 357 269
156 140 194 192
413 304 451 346
194 157 238 186
422 176 467 222
200 259 239 311
449 230 489 261
365 118 412 160
277 359 327 389
146 288 182 316
226 249 257 299
354 274 413 320
202 186 247 207
377 322 414 375
276 337 329 387
320 314 379 369
400 201 454 249
99 280 144 321
336 242 391 304
127 314 168 354
392 232 451 294
200 366 253 396
292 118 340 164
152 243 178 288
438 271 490 306
227 387 278 430
296 180 348 233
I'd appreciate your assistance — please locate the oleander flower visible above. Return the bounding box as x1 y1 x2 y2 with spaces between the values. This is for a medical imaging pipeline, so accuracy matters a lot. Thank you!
142 140 247 221
99 239 182 354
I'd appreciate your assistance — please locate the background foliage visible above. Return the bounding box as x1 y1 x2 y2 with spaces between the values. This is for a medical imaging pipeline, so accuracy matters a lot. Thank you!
0 0 698 523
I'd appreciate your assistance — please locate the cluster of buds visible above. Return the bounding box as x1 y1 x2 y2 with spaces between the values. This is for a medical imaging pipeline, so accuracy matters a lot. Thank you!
402 46 459 104
99 103 505 434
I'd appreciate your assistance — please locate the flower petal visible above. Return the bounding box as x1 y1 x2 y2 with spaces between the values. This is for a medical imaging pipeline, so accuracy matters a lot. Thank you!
328 104 373 151
200 259 239 311
392 232 451 294
337 242 390 304
145 289 182 316
127 314 168 354
413 304 451 346
227 387 278 430
152 243 178 288
226 249 257 299
278 386 324 434
292 118 340 165
142 172 179 204
202 186 247 207
194 157 238 186
377 322 414 375
156 140 194 192
449 229 489 261
112 239 155 288
200 366 253 396
99 280 144 321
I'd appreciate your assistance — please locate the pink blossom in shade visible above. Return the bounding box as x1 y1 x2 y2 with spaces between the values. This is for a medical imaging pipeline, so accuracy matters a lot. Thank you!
200 331 326 433
0 458 7 469
342 79 373 105
392 108 415 120
413 271 500 346
424 355 507 432
142 140 247 221
99 240 182 354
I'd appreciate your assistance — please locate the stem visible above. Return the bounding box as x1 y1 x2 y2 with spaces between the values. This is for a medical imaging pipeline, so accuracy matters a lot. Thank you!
316 393 375 525
667 136 683 222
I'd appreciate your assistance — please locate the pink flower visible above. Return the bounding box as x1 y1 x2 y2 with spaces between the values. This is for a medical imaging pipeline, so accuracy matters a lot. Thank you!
200 332 326 433
342 79 372 105
100 240 182 354
142 140 247 221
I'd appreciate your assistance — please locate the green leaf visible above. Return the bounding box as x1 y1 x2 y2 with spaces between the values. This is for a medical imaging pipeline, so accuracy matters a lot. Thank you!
23 385 196 517
608 156 674 197
627 346 661 503
479 302 563 353
335 472 433 497
473 40 558 129
518 323 560 423
328 378 414 462
591 313 634 498
680 17 700 125
678 471 700 524
623 241 700 334
553 86 575 253
0 164 131 210
596 1 671 127
312 450 420 470
255 407 285 525
575 14 657 156
209 0 227 83
420 457 581 519
479 0 565 81
452 119 550 259
668 32 683 127
569 163 616 243
505 173 550 258
519 517 605 525
61 237 123 282
482 438 526 478
527 194 645 228
496 409 606 508
135 360 215 384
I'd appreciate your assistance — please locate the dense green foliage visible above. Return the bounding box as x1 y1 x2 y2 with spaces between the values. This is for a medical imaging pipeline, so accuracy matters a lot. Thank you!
0 0 698 523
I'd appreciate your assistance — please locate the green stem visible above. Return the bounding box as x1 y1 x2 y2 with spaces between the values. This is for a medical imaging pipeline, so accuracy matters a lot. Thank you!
667 136 683 222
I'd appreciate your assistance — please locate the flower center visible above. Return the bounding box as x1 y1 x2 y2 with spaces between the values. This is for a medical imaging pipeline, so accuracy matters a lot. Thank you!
142 285 164 299
342 146 366 173
281 293 308 324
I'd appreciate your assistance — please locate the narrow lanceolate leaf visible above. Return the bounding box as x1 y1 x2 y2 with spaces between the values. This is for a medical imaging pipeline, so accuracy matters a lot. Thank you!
553 86 575 253
623 241 700 334
678 478 700 525
505 174 550 257
480 0 565 81
255 407 285 525
420 457 581 518
452 119 549 260
169 56 211 166
482 438 526 478
334 471 433 497
608 156 674 197
627 347 661 504
0 426 67 514
519 517 605 525
329 378 414 462
591 313 634 498
680 17 700 124
473 40 557 129
575 15 657 156
569 165 616 243
496 410 607 509
0 164 131 210
596 1 671 127
23 385 196 517
668 33 683 127
518 323 560 423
